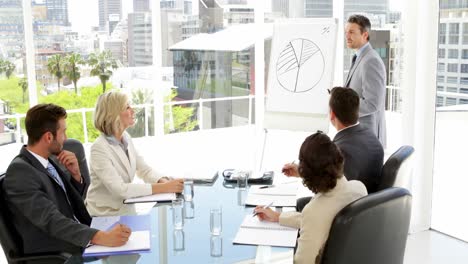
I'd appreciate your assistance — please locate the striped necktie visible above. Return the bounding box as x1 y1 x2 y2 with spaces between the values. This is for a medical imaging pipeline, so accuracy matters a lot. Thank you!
47 163 66 193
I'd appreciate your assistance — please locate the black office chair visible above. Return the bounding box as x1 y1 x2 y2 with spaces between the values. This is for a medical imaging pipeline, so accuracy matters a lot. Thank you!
52 138 90 199
0 174 72 263
320 187 412 264
377 146 415 192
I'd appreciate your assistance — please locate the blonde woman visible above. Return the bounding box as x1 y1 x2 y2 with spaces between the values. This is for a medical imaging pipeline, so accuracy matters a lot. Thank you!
86 91 183 216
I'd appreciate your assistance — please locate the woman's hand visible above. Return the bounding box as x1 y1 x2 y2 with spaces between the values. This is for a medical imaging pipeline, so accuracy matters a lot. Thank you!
152 179 184 193
254 206 280 222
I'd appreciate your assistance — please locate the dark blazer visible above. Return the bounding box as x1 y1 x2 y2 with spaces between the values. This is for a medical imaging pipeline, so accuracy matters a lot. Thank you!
334 124 384 193
3 146 99 255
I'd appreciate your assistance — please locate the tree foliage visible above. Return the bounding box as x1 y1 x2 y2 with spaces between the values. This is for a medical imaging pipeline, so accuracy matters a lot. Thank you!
0 59 16 79
64 53 84 94
88 50 118 93
47 54 64 91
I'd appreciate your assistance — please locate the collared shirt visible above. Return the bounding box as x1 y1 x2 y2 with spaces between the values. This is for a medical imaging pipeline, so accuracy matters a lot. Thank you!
105 134 130 159
355 42 370 59
337 122 360 133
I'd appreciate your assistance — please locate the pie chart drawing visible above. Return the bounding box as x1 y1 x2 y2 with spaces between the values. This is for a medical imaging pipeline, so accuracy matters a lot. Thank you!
276 38 325 93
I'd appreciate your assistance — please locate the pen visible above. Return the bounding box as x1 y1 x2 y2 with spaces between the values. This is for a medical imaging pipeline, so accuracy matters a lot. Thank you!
259 185 275 189
252 201 274 217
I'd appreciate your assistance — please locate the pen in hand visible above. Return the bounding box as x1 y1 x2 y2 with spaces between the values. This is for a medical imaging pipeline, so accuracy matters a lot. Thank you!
252 201 274 217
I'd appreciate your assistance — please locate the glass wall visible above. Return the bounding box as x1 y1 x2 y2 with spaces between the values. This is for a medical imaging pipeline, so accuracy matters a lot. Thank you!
0 0 29 146
432 0 468 242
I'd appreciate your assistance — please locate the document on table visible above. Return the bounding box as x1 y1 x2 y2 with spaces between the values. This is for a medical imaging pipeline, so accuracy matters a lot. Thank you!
123 192 176 204
245 185 298 207
84 215 151 257
233 215 298 247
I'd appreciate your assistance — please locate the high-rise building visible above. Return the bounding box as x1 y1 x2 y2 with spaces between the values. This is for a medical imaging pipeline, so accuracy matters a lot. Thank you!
133 0 150 12
271 0 304 18
161 0 193 15
435 0 468 106
0 0 24 59
128 12 152 66
199 0 223 33
45 0 69 26
303 0 388 19
99 0 122 35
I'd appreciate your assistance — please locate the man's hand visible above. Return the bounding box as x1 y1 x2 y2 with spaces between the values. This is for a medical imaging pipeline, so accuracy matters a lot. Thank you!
152 179 184 194
57 150 81 182
281 163 299 177
91 224 132 247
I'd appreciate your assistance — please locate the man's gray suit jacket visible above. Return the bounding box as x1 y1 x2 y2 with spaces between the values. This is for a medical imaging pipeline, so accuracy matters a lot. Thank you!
345 43 387 147
3 146 98 256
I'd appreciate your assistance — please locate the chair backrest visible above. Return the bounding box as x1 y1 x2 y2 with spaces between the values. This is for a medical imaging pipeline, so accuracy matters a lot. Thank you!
321 187 412 264
377 146 415 192
0 174 25 262
55 139 90 199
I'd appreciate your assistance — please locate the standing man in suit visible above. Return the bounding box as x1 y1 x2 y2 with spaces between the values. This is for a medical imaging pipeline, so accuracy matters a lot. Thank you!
345 14 387 147
3 104 131 260
283 87 384 211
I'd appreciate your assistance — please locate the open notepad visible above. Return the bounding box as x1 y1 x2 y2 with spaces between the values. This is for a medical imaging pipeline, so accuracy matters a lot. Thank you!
233 215 298 247
123 192 176 204
84 215 151 257
245 185 298 207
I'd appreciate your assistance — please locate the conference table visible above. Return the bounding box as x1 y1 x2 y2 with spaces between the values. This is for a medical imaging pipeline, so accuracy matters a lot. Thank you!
84 126 314 264
87 177 293 264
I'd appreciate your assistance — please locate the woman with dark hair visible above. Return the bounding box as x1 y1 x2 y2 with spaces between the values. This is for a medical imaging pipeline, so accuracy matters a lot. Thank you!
254 132 367 264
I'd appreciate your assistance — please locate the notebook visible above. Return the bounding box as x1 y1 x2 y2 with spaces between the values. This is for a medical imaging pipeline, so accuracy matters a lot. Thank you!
123 193 176 204
84 215 151 257
245 186 298 207
233 215 298 247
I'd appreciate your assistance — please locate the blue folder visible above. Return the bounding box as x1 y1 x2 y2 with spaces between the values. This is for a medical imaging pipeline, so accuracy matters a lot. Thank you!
83 214 152 257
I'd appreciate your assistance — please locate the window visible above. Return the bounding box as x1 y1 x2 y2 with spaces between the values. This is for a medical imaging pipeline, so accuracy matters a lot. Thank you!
437 86 445 91
436 96 444 107
462 64 468 73
447 76 458 83
463 23 468 44
461 77 468 84
448 49 459 59
460 99 468 104
438 63 446 72
463 49 468 59
460 88 468 94
447 63 459 72
447 87 458 93
446 97 457 105
439 48 446 59
439 23 447 44
449 23 460 44
437 75 445 82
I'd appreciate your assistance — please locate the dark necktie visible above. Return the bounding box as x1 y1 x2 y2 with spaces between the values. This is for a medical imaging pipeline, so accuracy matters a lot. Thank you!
350 54 357 70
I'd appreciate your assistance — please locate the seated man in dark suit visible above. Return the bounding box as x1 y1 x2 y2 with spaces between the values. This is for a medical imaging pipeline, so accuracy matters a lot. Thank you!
283 87 384 211
3 103 132 261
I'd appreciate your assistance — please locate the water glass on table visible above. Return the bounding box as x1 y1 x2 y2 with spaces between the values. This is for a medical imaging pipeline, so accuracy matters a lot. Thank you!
172 198 184 230
210 207 222 235
236 171 249 190
183 180 194 201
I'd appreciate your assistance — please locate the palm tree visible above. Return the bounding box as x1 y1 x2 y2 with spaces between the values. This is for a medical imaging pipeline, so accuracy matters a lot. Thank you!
0 59 5 77
4 61 15 79
88 50 118 93
18 77 28 103
64 53 84 94
47 54 64 91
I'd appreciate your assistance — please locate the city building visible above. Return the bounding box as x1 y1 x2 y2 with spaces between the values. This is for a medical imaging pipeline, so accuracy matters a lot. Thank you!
98 0 122 35
271 0 305 18
128 12 152 66
133 0 150 12
45 0 69 26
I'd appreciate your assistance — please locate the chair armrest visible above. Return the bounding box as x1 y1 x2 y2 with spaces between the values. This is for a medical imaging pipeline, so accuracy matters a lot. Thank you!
11 251 72 262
